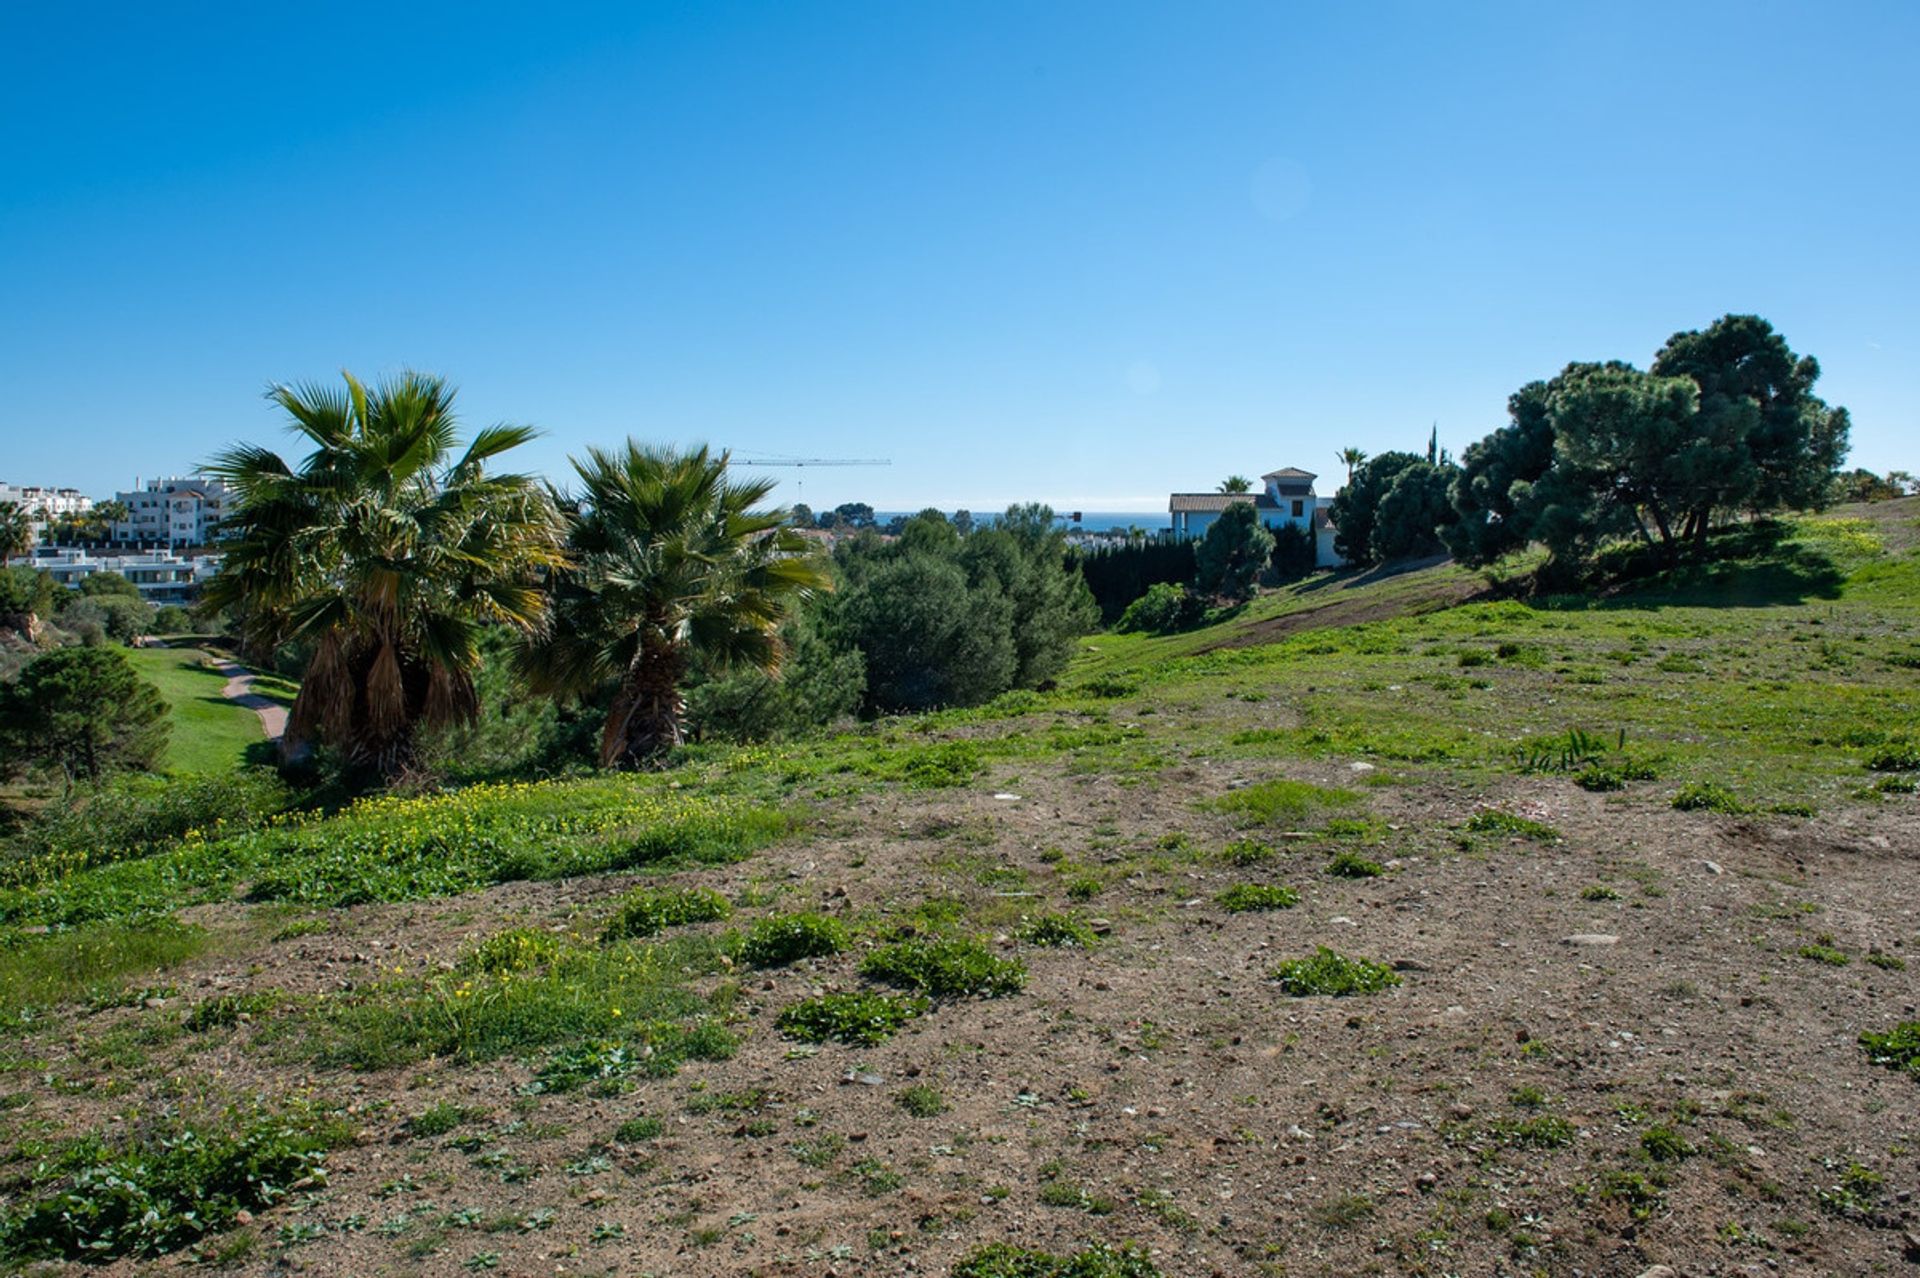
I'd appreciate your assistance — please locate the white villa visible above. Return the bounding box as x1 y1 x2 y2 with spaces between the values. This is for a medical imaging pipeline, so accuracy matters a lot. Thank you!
1168 468 1344 568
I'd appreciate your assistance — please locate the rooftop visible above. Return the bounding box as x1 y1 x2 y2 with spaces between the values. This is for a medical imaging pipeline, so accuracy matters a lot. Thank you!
1168 492 1280 513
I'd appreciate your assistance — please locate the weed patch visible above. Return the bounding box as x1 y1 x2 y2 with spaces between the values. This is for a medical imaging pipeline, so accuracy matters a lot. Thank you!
1209 778 1358 828
1271 948 1400 996
1017 912 1097 947
1672 781 1747 814
1465 809 1561 841
0 1103 348 1263
737 913 849 968
860 938 1026 998
1216 883 1299 912
1325 850 1384 878
1859 1021 1920 1076
603 886 732 940
951 1241 1161 1277
776 992 925 1046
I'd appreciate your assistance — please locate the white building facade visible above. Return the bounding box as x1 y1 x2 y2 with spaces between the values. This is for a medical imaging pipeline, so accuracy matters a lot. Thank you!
0 482 94 529
111 476 234 547
26 547 221 603
1168 468 1344 568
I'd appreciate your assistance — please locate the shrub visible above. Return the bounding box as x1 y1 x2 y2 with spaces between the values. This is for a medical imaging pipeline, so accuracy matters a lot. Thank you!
737 913 849 968
860 938 1026 998
1116 582 1207 635
0 646 169 784
1017 912 1097 947
1195 502 1274 600
1271 947 1401 997
1858 1021 1920 1076
1216 883 1299 912
775 992 926 1046
1325 850 1384 878
1672 781 1746 813
0 1106 345 1262
951 1242 1162 1278
1798 942 1850 967
603 886 732 941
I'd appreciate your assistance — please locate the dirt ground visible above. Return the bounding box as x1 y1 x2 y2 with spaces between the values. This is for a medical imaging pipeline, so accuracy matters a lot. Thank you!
21 743 1920 1278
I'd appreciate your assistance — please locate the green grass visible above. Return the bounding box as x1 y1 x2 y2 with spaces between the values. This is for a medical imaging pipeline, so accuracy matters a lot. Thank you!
297 933 734 1073
0 777 793 928
0 919 211 1023
120 645 272 773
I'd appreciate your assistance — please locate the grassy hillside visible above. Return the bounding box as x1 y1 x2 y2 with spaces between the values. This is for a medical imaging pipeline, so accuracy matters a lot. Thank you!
121 645 275 773
0 501 1915 1276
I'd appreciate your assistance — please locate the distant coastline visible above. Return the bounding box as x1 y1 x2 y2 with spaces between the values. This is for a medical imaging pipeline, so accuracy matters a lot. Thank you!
872 510 1169 534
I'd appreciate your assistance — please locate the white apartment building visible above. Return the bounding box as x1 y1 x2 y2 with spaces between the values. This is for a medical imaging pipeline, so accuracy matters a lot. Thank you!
27 547 222 603
0 482 94 525
111 475 234 547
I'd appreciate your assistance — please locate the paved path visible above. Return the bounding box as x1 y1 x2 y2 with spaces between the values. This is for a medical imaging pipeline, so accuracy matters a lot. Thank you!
213 658 288 741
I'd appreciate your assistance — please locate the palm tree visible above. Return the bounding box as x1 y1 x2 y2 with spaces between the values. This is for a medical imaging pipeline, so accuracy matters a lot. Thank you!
1218 475 1252 494
0 503 33 566
203 371 567 776
522 442 831 768
1336 447 1368 484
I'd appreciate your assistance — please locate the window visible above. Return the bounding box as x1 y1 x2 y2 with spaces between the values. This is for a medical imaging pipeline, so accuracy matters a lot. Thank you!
1291 499 1304 517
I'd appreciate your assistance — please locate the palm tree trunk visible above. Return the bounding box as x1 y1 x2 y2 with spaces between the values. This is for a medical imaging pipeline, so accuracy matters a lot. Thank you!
601 638 687 768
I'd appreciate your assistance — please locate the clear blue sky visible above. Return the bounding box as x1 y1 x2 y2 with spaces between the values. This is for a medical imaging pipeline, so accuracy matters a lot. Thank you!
3 1 1914 512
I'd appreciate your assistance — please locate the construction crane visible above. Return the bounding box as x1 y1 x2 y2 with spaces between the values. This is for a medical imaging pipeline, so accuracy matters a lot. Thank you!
729 454 891 505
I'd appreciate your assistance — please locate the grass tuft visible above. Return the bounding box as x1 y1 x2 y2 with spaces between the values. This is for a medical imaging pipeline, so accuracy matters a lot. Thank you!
1271 947 1401 996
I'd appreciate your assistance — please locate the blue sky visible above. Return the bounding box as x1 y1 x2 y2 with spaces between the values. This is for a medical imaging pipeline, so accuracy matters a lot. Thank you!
3 1 1915 512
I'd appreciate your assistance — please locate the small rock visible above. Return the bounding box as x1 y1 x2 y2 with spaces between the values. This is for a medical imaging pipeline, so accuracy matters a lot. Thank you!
1562 933 1620 946
1089 919 1113 935
1904 1232 1920 1262
1636 1267 1677 1278
1448 1103 1473 1121
142 997 167 1009
234 1210 254 1226
992 792 1021 801
1416 1172 1437 1192
1348 761 1376 773
1703 860 1724 875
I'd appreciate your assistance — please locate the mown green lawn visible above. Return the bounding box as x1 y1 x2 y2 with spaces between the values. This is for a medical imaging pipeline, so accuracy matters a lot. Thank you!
120 645 270 774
